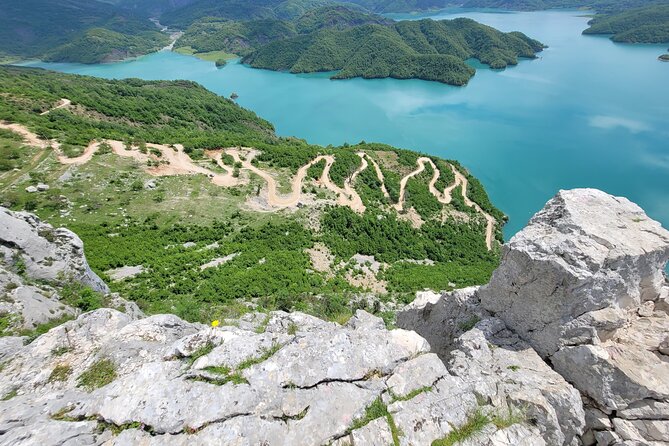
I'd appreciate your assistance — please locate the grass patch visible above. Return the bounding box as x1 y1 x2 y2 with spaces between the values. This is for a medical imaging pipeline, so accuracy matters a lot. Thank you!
77 359 117 391
349 397 389 432
187 342 215 365
19 314 74 343
49 364 72 383
1 388 18 400
237 343 281 370
174 47 236 62
458 316 481 332
254 314 271 334
200 366 249 385
287 322 298 335
491 406 526 429
52 346 72 356
390 385 433 402
432 408 489 446
347 397 401 446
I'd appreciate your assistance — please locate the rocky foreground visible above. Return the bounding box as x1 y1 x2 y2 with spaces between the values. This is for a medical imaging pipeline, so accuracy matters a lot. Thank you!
0 188 668 445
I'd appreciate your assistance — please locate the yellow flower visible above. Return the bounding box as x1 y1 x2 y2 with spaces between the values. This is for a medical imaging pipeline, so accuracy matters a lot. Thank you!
211 320 220 328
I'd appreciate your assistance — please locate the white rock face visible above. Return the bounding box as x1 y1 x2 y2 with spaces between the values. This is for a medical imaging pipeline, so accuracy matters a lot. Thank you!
477 189 669 442
0 206 109 293
0 207 121 334
479 189 669 357
400 189 669 445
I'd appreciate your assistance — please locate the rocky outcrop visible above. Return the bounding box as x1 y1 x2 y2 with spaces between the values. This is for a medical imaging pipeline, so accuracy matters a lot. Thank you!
0 207 108 293
0 207 114 333
0 308 557 446
400 189 669 445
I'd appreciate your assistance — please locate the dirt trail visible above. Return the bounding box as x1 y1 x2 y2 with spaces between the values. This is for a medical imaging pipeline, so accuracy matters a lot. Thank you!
394 157 444 211
449 165 496 250
228 149 365 211
392 156 495 250
321 155 365 213
359 153 390 199
0 122 54 149
40 99 72 116
3 120 494 248
204 150 240 187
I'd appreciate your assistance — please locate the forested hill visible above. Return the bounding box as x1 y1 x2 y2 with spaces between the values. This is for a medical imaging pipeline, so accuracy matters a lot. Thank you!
583 4 669 43
174 6 392 56
0 65 502 323
243 18 544 85
160 0 334 27
159 0 446 27
0 0 168 63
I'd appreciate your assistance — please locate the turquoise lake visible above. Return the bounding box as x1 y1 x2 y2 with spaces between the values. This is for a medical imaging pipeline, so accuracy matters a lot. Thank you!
22 9 669 239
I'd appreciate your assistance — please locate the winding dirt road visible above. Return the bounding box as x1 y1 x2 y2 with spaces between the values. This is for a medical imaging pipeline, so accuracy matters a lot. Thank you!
3 120 495 249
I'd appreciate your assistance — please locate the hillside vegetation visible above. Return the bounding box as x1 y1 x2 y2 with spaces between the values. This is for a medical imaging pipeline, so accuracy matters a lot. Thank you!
0 66 502 323
583 4 669 43
160 0 335 27
0 0 170 63
243 18 544 85
44 27 169 64
175 6 391 56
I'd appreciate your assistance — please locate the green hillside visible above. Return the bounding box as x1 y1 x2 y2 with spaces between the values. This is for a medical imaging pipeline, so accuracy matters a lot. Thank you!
243 18 544 85
583 4 669 43
175 6 391 56
160 0 334 27
0 0 170 62
45 27 169 64
160 0 448 28
0 65 502 323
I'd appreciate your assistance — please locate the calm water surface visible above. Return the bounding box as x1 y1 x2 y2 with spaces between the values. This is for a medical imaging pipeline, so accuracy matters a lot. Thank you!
23 10 669 238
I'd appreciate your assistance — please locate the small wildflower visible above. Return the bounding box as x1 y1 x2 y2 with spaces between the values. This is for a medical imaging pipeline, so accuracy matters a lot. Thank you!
211 320 220 328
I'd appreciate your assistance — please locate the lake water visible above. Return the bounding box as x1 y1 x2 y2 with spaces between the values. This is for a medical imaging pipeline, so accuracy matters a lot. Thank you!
22 9 669 239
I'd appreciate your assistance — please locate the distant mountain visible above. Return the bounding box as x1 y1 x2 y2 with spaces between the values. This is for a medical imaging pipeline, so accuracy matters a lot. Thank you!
459 0 669 13
337 0 448 13
160 0 455 28
0 0 119 57
583 4 669 43
243 17 544 85
160 0 334 27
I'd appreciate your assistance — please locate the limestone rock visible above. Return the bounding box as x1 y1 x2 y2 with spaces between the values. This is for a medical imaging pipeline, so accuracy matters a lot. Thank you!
0 307 565 446
479 189 669 357
0 206 109 293
396 286 487 359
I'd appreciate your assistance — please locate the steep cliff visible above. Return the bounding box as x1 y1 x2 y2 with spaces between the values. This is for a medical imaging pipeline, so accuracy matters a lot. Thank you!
400 188 669 445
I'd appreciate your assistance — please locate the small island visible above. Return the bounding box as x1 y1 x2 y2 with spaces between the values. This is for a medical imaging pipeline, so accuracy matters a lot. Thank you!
660 54 669 62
